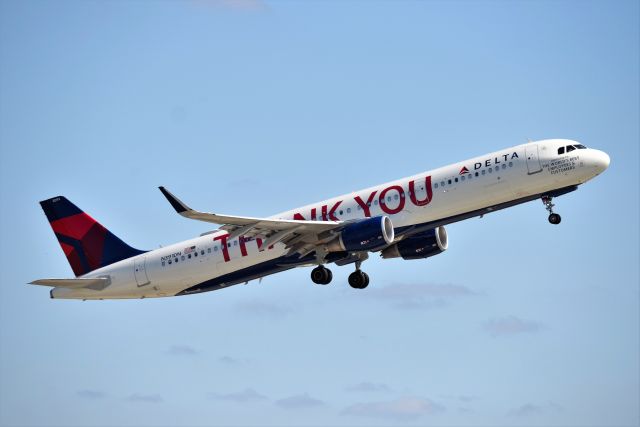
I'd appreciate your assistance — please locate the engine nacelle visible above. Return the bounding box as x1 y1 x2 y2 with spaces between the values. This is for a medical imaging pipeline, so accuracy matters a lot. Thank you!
380 226 448 260
327 216 395 252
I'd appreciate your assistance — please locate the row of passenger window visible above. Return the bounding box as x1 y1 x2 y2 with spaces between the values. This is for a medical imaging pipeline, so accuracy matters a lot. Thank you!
434 162 514 189
162 248 210 266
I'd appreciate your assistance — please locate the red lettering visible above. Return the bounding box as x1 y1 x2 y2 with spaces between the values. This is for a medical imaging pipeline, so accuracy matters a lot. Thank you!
379 186 405 214
322 201 342 221
311 208 317 221
409 176 433 207
213 234 230 262
239 236 248 257
354 191 377 217
293 213 305 220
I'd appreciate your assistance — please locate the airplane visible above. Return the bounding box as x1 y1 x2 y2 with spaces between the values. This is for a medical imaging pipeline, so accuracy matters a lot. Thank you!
31 139 610 300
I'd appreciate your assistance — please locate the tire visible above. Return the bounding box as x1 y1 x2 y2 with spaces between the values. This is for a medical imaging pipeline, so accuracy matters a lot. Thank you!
311 266 329 284
548 213 561 225
348 271 366 289
322 269 333 285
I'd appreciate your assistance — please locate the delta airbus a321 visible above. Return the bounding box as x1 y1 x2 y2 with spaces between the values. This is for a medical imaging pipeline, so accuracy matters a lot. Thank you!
32 139 609 300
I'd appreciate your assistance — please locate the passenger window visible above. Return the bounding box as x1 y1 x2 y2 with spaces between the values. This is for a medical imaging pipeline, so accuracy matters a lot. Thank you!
175 258 178 263
558 147 565 155
502 164 506 169
454 177 458 183
181 256 185 261
188 254 191 259
434 183 438 188
194 252 198 257
374 200 378 205
475 172 479 177
461 175 465 181
168 260 172 264
448 179 452 184
347 208 351 213
482 170 486 175
339 210 343 215
440 181 445 187
468 174 472 179
509 161 513 167
201 250 204 255
566 145 576 152
207 248 211 253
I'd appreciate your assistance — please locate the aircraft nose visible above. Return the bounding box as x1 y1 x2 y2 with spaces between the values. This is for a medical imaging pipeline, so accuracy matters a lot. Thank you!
592 149 610 173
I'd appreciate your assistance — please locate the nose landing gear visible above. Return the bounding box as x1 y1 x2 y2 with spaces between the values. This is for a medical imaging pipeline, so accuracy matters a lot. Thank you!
542 196 562 225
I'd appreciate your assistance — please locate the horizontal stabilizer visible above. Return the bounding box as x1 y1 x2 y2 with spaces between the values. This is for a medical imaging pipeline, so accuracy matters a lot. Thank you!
29 277 110 290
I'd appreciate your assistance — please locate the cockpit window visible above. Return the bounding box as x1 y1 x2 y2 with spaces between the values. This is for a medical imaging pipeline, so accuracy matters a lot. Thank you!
575 144 587 149
566 145 576 152
558 147 565 155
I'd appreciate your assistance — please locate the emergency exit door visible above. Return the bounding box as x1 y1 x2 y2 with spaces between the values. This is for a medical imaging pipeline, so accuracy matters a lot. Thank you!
134 257 150 287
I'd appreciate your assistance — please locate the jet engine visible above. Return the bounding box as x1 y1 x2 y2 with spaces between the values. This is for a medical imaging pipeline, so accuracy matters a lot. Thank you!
327 216 394 252
380 226 448 260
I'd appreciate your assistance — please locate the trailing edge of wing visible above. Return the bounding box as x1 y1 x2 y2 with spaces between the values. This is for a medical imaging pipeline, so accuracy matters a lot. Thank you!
158 186 341 232
29 278 110 290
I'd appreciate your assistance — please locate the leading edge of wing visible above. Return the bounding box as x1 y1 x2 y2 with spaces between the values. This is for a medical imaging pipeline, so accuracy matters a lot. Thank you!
158 186 341 231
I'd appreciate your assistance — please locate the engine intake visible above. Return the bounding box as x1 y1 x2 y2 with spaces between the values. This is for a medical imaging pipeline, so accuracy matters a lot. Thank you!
380 226 448 260
327 216 394 252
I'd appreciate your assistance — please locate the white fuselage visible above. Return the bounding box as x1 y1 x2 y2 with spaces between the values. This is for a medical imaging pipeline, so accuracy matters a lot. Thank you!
51 139 610 300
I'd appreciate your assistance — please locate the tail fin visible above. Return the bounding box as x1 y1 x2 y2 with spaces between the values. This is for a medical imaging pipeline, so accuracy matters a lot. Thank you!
39 196 146 277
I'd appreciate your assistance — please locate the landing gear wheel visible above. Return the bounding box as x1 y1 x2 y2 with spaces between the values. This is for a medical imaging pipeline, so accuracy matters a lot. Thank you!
548 213 561 225
348 271 368 289
311 266 332 285
542 196 561 225
361 272 370 289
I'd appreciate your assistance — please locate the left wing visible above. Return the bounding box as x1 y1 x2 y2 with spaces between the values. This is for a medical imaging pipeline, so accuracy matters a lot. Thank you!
159 187 343 256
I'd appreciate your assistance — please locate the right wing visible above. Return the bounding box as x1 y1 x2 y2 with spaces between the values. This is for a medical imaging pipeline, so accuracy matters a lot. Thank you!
159 186 346 256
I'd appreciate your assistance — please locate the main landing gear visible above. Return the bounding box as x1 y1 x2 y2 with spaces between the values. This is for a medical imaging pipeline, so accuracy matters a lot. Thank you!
542 196 562 225
348 260 369 289
311 265 332 285
310 259 370 289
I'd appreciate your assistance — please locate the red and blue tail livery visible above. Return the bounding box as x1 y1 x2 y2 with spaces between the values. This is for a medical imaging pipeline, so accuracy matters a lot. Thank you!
39 196 145 277
31 139 609 299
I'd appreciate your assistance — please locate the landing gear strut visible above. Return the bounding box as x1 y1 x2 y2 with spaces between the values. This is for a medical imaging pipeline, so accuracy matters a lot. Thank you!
311 265 332 285
348 260 370 289
542 196 561 225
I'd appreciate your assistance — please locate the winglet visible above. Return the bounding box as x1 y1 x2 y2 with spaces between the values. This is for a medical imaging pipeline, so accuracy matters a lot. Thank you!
159 186 190 214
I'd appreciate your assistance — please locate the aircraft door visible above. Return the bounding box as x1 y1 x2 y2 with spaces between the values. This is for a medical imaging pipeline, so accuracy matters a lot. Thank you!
134 257 150 287
525 144 542 175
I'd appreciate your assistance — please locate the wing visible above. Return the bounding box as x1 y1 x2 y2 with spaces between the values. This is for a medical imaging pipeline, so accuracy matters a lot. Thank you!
159 187 344 256
30 277 110 290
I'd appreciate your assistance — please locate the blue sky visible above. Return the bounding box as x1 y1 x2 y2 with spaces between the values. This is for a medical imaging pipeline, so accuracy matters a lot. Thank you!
0 0 638 426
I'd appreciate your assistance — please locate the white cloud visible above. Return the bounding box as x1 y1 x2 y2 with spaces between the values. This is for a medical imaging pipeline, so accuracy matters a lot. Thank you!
76 390 107 399
275 393 325 409
342 397 445 421
126 393 163 403
365 283 476 310
167 344 197 355
483 316 544 337
235 299 293 318
509 401 563 417
209 388 267 403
